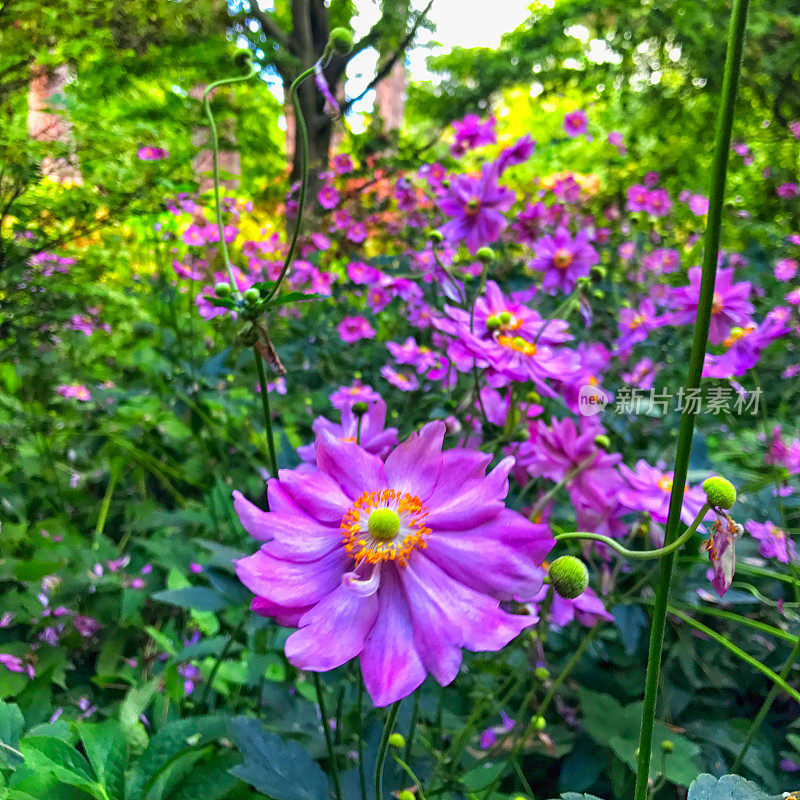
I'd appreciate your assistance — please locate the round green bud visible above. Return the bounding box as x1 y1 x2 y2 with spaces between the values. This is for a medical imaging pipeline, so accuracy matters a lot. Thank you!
512 796 529 800
368 508 400 541
429 229 444 243
512 428 530 443
499 311 513 326
440 179 450 189
701 476 737 510
549 556 589 600
397 792 416 800
661 740 674 754
590 264 607 281
485 315 501 330
233 49 253 69
532 715 546 731
352 401 369 416
534 666 549 681
388 733 406 749
328 27 354 55
214 282 232 298
476 246 495 264
243 287 260 304
593 434 611 451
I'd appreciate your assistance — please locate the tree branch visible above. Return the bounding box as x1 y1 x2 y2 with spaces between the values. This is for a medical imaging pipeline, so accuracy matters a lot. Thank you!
244 5 296 54
341 0 433 113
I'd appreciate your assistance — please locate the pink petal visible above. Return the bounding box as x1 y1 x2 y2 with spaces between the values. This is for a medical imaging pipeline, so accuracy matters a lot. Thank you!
384 421 446 499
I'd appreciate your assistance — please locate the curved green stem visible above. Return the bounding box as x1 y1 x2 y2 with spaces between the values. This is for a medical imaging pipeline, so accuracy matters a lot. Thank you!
202 64 258 291
357 678 367 800
669 602 798 644
263 66 316 304
632 1 749 796
200 614 246 710
667 607 800 705
554 502 710 561
375 701 401 800
254 348 279 477
313 673 343 800
392 754 428 800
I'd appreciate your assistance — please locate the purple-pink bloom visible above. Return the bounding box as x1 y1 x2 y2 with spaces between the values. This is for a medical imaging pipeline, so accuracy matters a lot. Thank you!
438 164 515 254
451 113 496 156
495 135 535 174
777 183 799 199
317 186 340 210
296 398 398 463
529 228 599 294
330 381 382 410
618 460 710 526
337 316 376 344
137 146 168 161
747 520 796 563
663 267 754 345
563 110 588 138
347 261 381 284
775 258 798 281
380 365 419 392
234 421 553 706
57 384 91 402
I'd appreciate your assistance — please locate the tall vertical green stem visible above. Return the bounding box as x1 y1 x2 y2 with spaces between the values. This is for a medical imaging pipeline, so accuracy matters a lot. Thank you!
313 673 343 800
202 65 258 291
375 701 401 800
632 2 749 797
253 349 279 477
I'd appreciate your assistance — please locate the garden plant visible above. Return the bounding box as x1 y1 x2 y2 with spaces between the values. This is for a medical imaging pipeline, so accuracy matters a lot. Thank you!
2 1 800 799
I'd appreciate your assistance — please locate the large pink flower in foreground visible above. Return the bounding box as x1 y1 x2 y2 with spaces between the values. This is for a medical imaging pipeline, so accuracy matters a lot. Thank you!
234 421 554 706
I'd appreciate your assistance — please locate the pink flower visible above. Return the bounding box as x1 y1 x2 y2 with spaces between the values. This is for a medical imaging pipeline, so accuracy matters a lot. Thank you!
775 258 798 281
337 316 376 344
234 421 554 706
563 110 588 137
137 146 168 161
777 183 799 199
438 164 515 254
57 384 91 402
451 114 496 156
347 261 381 284
380 365 419 392
330 382 382 410
529 228 599 294
747 520 796 563
318 186 340 210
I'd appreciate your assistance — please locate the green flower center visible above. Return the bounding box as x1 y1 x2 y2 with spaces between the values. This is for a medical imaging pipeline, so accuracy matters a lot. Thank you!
368 508 400 541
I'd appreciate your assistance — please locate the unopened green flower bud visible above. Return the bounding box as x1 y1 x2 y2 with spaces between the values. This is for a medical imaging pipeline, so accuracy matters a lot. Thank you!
388 732 406 749
499 311 513 326
486 315 501 330
397 792 415 800
512 428 530 443
214 282 232 297
429 229 444 243
661 740 674 754
352 401 369 416
549 556 589 600
590 264 607 281
328 27 354 55
702 476 737 510
243 287 260 304
593 434 610 450
233 49 253 69
534 666 549 681
532 715 546 731
476 246 494 264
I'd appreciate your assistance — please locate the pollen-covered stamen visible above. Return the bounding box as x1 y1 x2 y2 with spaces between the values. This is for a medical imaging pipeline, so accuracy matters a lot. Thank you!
341 489 431 566
711 291 724 314
497 334 537 356
552 248 574 270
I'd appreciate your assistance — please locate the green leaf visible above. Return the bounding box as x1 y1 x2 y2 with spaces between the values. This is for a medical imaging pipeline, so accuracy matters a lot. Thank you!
687 773 770 800
0 700 24 768
79 721 128 800
576 689 701 787
19 737 105 799
127 715 232 799
169 757 241 800
151 587 229 612
229 717 329 800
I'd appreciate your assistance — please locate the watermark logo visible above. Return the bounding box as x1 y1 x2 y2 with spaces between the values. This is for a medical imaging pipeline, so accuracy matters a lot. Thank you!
578 384 610 416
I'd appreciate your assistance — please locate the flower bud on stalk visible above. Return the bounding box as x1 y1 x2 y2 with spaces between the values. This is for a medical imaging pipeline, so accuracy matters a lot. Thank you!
388 733 406 749
327 27 354 56
548 555 589 599
352 401 369 416
243 287 260 305
701 476 737 510
476 246 495 264
214 282 232 297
